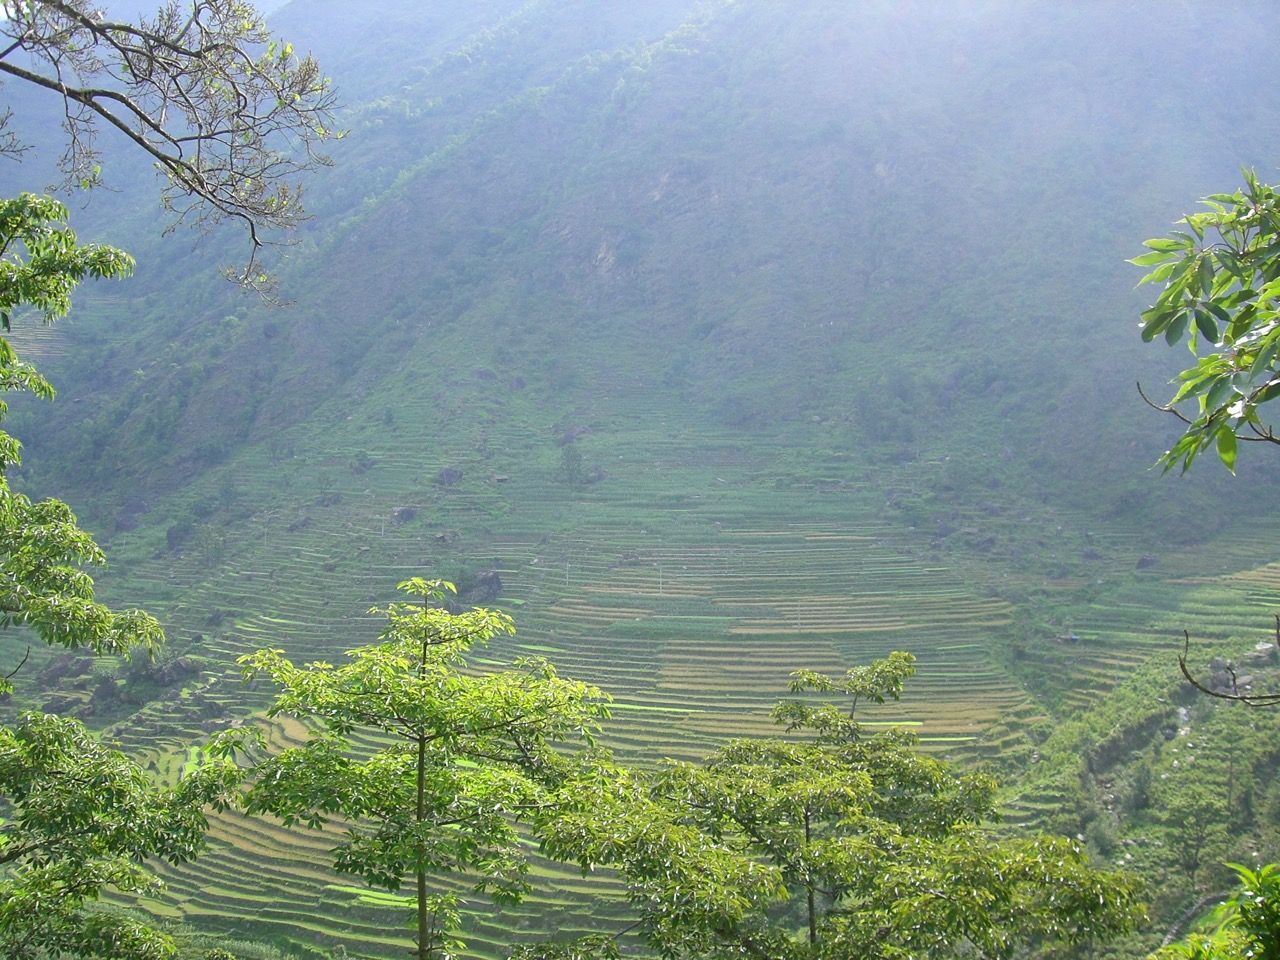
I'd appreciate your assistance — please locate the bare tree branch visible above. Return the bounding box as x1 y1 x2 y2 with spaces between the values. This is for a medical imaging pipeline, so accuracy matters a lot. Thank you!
2 644 29 682
1177 621 1280 707
0 0 341 288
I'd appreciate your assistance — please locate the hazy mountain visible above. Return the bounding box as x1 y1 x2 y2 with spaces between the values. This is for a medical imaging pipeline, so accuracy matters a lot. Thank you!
4 2 1280 955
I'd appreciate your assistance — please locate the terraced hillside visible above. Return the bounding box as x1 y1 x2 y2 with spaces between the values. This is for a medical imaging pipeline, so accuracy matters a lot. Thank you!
55 389 1271 957
5 1 1280 957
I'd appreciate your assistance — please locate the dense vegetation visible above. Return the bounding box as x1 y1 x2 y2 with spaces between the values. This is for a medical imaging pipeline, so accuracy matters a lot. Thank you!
3 1 1280 958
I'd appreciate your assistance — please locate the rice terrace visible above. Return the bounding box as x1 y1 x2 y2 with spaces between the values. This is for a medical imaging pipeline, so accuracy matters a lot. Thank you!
3 2 1280 959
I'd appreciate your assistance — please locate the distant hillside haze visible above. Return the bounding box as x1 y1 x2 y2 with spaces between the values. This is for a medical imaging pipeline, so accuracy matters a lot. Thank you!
8 1 1276 515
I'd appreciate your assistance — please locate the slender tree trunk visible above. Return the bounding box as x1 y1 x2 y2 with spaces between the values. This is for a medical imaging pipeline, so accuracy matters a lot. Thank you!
418 731 427 960
417 625 430 960
804 808 816 947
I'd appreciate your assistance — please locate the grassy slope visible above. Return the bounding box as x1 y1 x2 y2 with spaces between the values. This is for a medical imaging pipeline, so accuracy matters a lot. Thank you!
5 1 1280 956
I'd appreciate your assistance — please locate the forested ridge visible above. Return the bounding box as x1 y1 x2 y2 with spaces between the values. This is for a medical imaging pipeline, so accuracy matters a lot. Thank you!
2 1 1280 958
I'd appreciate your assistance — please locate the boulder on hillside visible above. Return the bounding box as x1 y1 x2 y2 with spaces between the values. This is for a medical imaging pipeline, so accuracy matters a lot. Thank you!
435 466 464 487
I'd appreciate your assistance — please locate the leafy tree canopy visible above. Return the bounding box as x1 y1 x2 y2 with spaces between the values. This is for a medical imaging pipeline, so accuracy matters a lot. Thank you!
0 191 246 958
0 3 339 954
529 656 1144 960
0 714 242 959
0 193 159 690
239 579 612 960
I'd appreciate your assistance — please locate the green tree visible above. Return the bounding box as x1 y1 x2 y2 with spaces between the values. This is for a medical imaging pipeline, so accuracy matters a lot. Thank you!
0 194 249 958
1152 862 1280 960
530 655 1144 959
0 714 241 959
0 0 338 943
1160 782 1230 889
238 579 611 960
1134 169 1280 474
559 442 585 487
0 195 162 672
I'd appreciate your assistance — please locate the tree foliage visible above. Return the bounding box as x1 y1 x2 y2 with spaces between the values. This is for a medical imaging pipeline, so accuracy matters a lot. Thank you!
239 579 611 960
1153 862 1280 960
0 4 339 953
0 0 340 281
0 193 226 957
0 714 242 959
0 194 237 957
531 656 1144 959
0 193 160 687
1134 169 1280 473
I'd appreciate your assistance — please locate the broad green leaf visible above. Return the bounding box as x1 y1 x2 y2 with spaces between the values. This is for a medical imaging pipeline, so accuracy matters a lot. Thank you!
1197 256 1215 296
1165 311 1190 345
1193 309 1218 343
1142 237 1192 252
1251 341 1280 378
1205 374 1235 412
1252 379 1280 405
1216 428 1238 472
1129 250 1178 266
1138 261 1179 285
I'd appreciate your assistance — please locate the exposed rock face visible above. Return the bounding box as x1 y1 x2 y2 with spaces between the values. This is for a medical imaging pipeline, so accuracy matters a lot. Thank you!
39 654 90 686
151 656 200 687
42 694 80 714
462 570 503 605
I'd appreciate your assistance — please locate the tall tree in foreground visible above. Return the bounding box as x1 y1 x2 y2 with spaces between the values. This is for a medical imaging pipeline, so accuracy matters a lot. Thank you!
527 654 1144 960
0 2 339 949
0 194 160 662
239 579 611 960
0 193 247 959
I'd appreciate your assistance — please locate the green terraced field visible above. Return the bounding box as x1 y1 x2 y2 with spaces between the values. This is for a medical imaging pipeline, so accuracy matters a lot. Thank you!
68 390 1280 957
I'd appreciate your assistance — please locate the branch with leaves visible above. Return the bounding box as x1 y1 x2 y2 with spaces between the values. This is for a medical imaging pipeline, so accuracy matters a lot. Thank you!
0 195 160 689
0 0 340 284
239 579 611 960
0 712 242 959
527 655 1143 960
1133 169 1280 473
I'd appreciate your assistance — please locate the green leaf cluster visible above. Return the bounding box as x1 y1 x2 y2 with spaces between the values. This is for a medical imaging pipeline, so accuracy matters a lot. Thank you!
0 196 155 691
0 712 241 959
0 194 133 332
1134 170 1280 472
0 193 214 958
1153 862 1280 960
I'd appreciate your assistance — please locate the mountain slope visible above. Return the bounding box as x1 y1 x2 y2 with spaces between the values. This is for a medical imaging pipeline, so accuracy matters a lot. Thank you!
4 1 1280 956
